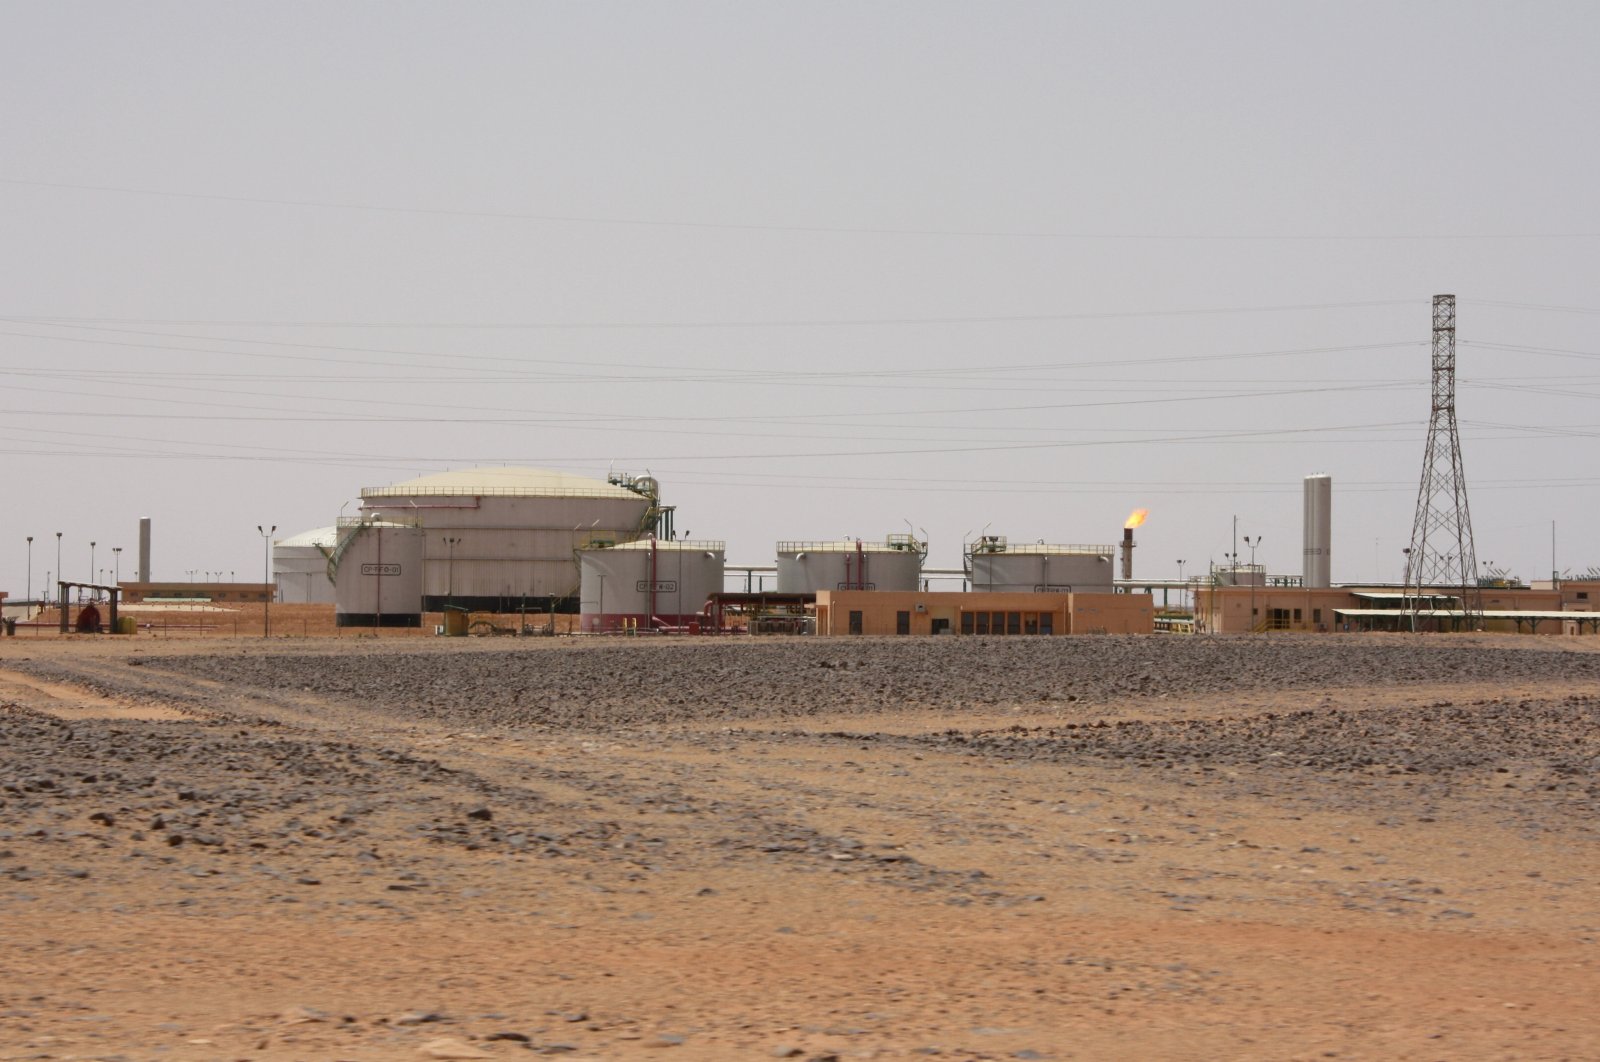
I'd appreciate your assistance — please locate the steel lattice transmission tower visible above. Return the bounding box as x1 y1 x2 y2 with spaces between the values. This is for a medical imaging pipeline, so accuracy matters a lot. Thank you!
1403 294 1482 631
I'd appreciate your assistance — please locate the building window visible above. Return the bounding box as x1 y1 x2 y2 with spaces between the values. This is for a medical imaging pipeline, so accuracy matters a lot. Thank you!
896 610 911 635
848 610 863 635
1007 612 1022 635
961 612 975 635
1293 608 1302 622
976 612 989 635
1579 592 1590 600
1024 614 1039 635
1039 612 1054 635
992 611 1005 634
1313 608 1322 623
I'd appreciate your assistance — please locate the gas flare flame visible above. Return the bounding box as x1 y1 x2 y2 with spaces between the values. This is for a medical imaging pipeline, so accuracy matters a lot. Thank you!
1124 508 1149 530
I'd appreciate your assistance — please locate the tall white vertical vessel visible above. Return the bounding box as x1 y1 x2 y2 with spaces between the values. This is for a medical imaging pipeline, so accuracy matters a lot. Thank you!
1303 474 1332 588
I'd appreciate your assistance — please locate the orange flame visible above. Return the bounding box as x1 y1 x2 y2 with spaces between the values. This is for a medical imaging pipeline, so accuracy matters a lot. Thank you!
1124 508 1149 530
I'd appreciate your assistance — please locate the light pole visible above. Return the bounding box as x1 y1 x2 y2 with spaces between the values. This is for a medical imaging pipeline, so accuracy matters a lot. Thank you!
1221 552 1237 632
90 541 96 599
55 532 62 606
257 525 275 638
443 536 461 613
1244 535 1263 631
113 547 121 586
1176 558 1186 609
25 536 32 610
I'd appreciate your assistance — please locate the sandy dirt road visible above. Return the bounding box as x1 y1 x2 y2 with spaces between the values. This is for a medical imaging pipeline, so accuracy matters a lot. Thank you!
1 633 1597 1060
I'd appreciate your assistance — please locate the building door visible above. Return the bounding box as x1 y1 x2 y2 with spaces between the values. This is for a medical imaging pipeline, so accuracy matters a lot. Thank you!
896 611 911 635
848 610 863 635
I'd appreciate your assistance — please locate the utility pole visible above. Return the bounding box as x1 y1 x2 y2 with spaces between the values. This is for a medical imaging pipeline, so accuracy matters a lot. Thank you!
444 536 461 613
25 536 32 610
1403 295 1482 631
1243 539 1261 629
257 525 275 637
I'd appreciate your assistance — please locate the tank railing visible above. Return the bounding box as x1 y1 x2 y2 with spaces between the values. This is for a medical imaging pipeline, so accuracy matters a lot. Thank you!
336 516 423 529
585 539 726 551
968 543 1116 557
778 540 927 553
361 485 644 500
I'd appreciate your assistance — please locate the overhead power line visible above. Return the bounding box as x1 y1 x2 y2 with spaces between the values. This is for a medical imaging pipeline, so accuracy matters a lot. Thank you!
1 299 1413 330
5 177 1598 241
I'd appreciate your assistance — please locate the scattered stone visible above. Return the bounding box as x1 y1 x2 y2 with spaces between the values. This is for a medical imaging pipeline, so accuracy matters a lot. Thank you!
418 1037 494 1059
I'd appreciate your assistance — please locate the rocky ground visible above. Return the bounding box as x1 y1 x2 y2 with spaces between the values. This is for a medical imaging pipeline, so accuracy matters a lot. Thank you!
1 633 1598 1060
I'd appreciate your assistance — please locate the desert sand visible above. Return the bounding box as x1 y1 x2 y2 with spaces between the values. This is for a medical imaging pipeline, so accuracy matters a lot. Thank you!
2 631 1598 1061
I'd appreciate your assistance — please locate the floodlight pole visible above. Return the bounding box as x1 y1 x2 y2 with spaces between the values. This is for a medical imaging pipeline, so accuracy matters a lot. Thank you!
1244 536 1263 631
257 525 276 638
444 536 461 613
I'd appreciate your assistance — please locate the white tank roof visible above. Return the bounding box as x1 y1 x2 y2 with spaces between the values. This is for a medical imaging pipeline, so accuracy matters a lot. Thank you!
361 466 641 500
276 526 338 549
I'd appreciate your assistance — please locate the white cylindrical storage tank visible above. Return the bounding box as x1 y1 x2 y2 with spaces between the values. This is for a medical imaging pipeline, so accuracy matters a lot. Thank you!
970 545 1116 593
333 520 426 627
273 526 338 604
1303 473 1332 589
578 540 725 633
776 538 923 593
358 467 661 612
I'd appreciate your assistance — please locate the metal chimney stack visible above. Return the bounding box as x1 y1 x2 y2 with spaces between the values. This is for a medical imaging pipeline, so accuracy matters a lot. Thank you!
1303 475 1331 588
1120 527 1135 580
137 517 152 583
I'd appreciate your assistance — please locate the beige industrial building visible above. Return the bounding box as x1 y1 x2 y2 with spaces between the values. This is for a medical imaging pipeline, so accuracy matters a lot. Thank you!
814 590 1154 636
1194 581 1600 634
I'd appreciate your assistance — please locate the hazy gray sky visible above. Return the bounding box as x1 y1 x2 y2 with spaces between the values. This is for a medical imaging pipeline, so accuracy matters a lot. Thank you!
3 1 1598 594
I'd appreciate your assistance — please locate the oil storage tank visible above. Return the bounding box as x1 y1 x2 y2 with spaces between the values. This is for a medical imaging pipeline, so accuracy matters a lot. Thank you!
578 539 725 632
776 535 925 593
358 467 669 612
273 526 338 603
967 537 1116 593
331 518 426 627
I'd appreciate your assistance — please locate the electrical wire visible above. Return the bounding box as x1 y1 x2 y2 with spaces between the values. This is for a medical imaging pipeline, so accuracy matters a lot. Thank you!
6 176 1600 241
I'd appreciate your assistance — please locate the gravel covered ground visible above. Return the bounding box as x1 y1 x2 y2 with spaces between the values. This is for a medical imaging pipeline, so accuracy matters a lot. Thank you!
83 634 1600 726
2 633 1599 1060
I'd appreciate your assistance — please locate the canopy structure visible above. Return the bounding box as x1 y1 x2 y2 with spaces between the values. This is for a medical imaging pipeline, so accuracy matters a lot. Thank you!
1335 608 1600 633
55 581 122 634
